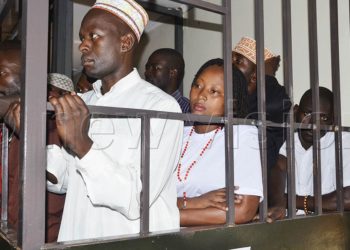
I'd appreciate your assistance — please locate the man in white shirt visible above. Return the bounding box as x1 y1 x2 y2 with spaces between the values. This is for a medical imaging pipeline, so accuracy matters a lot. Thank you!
267 87 350 221
18 0 182 242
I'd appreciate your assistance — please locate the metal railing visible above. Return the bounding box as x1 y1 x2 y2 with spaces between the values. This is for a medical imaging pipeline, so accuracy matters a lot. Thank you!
0 0 348 249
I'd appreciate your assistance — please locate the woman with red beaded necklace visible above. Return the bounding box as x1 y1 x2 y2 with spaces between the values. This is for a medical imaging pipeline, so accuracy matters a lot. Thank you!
176 58 263 226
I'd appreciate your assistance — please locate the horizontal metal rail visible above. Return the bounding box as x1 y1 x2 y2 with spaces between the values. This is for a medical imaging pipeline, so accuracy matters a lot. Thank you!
47 102 350 131
137 1 183 17
0 0 348 249
169 0 226 14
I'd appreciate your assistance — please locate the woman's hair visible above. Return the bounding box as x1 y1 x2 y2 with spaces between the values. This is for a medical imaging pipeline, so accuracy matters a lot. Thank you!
192 58 224 86
232 65 248 118
191 58 248 118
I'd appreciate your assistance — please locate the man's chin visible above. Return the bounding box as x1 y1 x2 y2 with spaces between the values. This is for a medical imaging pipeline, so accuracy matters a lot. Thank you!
298 130 313 143
84 69 99 80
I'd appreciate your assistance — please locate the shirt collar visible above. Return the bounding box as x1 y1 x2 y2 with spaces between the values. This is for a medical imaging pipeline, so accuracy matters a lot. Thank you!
92 68 141 98
296 131 333 152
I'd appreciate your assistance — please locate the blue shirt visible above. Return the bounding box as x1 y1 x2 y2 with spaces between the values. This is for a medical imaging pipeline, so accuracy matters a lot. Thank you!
172 89 190 113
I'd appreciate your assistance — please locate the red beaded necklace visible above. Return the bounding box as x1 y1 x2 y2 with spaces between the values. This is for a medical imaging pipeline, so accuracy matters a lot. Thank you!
177 126 221 206
177 126 221 183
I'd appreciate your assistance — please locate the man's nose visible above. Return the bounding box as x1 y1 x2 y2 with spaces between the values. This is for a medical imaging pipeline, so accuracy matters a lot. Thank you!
79 39 91 54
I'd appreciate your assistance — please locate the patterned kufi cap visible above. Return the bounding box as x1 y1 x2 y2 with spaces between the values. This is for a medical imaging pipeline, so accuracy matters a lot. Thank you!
92 0 149 42
233 37 275 64
48 73 74 92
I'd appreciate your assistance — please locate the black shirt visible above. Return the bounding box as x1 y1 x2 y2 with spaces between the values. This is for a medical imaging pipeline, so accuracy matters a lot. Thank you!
247 75 291 169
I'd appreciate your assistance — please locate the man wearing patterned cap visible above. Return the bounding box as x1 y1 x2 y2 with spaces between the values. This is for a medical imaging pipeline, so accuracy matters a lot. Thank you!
47 73 74 98
232 37 291 173
232 36 280 94
45 0 183 242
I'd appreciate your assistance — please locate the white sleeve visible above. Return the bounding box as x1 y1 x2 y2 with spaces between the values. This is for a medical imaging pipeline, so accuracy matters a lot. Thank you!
234 126 264 201
75 100 183 220
46 144 70 194
279 141 287 157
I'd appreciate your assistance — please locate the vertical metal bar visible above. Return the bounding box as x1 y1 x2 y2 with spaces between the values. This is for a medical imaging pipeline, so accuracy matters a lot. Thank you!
0 0 14 24
282 0 296 218
308 0 322 215
175 14 183 55
1 124 8 221
255 0 268 221
51 0 73 78
223 0 234 226
140 116 150 235
329 0 344 212
19 0 48 248
175 12 184 94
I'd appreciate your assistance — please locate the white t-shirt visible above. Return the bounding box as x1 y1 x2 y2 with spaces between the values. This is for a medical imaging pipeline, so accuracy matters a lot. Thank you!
279 131 350 196
176 125 263 201
47 69 183 241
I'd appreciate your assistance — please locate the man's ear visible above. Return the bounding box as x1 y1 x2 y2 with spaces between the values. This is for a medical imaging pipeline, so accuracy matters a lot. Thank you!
265 56 281 76
169 69 178 79
250 71 257 85
247 71 257 95
120 33 135 53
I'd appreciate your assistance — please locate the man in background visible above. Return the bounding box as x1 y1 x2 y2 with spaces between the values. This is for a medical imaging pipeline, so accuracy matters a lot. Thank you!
232 37 291 170
268 87 350 221
145 48 190 113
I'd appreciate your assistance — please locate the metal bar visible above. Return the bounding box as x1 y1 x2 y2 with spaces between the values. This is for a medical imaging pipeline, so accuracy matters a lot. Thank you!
47 103 226 123
222 0 234 226
282 0 296 219
140 116 150 235
308 0 322 215
175 12 184 94
342 127 350 132
255 0 268 222
169 0 226 14
18 0 48 248
0 0 14 24
175 16 183 59
1 124 8 221
51 0 73 77
329 0 344 212
137 1 183 17
47 103 347 131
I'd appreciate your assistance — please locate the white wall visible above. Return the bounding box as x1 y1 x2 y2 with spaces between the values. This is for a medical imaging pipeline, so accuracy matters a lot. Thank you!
72 2 89 81
182 0 223 95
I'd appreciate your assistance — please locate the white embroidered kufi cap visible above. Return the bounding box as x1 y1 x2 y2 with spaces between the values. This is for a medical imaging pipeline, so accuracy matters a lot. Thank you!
233 37 275 64
48 73 74 92
92 0 149 42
